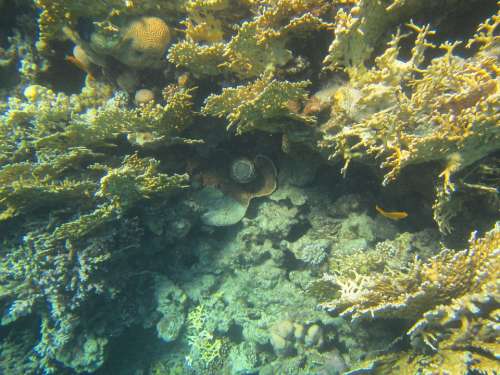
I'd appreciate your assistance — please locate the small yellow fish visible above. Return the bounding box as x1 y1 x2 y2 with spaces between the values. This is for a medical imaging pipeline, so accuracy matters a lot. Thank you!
375 205 408 220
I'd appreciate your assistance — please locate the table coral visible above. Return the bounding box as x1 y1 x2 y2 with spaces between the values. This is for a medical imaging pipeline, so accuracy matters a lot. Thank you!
318 223 500 374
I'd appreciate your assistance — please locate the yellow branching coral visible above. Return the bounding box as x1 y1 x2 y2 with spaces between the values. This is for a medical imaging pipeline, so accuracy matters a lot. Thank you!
319 223 500 375
318 13 500 190
222 0 332 78
182 0 231 43
202 72 314 134
322 0 467 69
96 154 189 209
171 0 332 78
168 41 226 77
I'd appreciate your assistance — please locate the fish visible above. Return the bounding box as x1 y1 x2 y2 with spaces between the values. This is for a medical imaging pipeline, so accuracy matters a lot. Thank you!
375 205 408 220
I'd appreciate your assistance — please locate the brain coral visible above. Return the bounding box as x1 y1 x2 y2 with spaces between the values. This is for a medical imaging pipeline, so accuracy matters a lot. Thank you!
120 16 172 68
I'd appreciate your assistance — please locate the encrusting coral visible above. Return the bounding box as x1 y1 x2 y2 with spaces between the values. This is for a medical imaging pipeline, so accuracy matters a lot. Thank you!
317 223 500 374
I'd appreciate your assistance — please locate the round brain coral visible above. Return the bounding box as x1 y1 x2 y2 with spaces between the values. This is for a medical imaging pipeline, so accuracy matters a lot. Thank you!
120 17 171 68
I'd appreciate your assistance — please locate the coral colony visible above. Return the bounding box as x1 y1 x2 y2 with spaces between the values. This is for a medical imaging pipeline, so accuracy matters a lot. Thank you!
0 0 498 374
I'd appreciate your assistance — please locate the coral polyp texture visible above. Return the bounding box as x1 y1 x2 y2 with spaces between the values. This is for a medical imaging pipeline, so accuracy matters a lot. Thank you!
0 0 499 374
317 223 500 374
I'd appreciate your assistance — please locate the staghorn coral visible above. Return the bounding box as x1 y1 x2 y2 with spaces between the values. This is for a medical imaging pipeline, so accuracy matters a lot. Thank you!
318 223 500 374
202 72 314 134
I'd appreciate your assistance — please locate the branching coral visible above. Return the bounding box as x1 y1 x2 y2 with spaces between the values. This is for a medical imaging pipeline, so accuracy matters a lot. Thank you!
202 72 314 134
0 69 191 373
168 41 226 77
318 223 500 374
186 303 225 373
319 17 499 183
169 0 332 78
318 12 499 232
96 153 189 209
322 0 477 69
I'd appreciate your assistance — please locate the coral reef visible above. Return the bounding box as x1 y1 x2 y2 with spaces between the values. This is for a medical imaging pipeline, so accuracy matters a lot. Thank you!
203 72 314 134
0 67 189 374
0 0 498 374
318 223 500 374
318 11 500 232
169 0 332 78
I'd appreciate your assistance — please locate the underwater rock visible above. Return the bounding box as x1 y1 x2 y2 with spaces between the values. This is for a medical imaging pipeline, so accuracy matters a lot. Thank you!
289 234 331 266
154 276 187 343
270 320 295 356
270 183 308 207
194 186 248 227
304 324 323 348
227 341 260 375
55 334 108 374
279 155 320 187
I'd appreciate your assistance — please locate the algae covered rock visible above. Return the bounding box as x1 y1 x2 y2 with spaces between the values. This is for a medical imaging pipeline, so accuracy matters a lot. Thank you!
194 186 248 226
155 276 187 343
